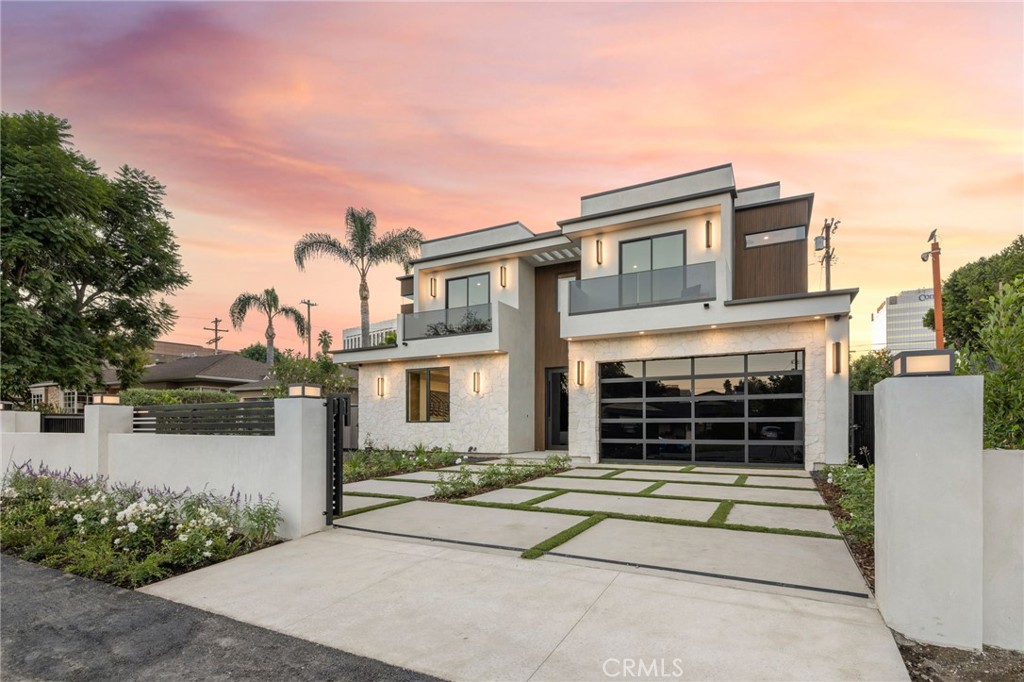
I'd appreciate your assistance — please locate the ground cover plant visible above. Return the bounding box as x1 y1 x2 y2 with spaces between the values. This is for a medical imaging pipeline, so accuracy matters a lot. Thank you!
815 461 874 590
342 441 460 483
0 463 281 588
430 455 571 500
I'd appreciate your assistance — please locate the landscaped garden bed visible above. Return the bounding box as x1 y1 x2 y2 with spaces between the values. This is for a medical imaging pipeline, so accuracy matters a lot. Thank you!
342 443 462 483
813 462 875 592
0 463 281 588
429 455 572 500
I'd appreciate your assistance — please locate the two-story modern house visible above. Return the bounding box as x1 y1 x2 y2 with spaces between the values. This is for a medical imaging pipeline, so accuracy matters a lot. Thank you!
337 164 856 470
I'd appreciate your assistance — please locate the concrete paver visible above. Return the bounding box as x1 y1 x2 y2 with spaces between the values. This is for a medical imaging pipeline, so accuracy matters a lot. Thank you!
546 518 868 604
553 467 617 478
380 469 480 482
343 494 407 512
142 531 908 682
521 475 652 494
465 487 549 504
691 466 809 477
534 491 719 522
612 470 739 484
728 503 839 535
344 479 435 498
745 475 818 489
658 481 825 506
338 500 582 550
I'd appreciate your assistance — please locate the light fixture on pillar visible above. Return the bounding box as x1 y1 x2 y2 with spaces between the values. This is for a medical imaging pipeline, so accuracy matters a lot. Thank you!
832 342 842 374
473 371 481 393
92 392 120 405
705 220 713 249
376 377 385 397
500 266 507 288
287 383 322 398
596 239 603 265
576 360 585 386
892 349 955 378
429 277 437 298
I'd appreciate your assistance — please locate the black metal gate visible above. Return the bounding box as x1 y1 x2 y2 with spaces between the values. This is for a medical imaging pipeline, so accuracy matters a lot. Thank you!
850 391 875 466
325 394 349 522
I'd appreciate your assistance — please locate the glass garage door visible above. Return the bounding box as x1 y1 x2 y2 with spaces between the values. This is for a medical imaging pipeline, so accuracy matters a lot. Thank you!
599 351 804 465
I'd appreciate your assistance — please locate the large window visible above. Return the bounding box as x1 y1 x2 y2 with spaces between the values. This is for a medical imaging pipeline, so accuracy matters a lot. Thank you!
407 368 450 422
446 273 489 309
599 351 804 465
61 390 81 414
744 225 806 249
620 232 685 273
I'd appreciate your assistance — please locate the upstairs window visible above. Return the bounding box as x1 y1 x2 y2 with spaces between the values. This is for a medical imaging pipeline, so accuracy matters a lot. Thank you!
620 232 685 273
446 273 489 309
744 225 807 249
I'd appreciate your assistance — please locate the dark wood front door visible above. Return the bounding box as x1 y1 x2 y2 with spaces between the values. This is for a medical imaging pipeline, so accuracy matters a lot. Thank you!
545 367 569 450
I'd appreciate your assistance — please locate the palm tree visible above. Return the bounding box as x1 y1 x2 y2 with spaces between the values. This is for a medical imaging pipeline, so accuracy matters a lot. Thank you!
294 207 422 349
229 288 307 365
318 329 333 355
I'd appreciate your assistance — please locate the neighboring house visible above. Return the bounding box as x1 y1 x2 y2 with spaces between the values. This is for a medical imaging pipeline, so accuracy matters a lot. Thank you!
871 288 936 352
337 164 856 470
227 365 359 402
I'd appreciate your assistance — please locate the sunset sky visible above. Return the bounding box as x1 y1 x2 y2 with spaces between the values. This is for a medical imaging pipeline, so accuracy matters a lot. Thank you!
2 1 1021 355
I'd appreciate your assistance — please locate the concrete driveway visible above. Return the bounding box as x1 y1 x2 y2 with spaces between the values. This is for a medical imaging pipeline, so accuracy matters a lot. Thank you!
141 463 910 681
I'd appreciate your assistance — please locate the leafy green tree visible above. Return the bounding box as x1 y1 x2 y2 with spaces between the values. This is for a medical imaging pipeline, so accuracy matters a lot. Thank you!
1 111 190 403
294 208 422 348
263 350 353 398
317 330 333 355
924 235 1024 350
238 343 282 365
229 288 306 366
849 349 894 392
958 276 1024 449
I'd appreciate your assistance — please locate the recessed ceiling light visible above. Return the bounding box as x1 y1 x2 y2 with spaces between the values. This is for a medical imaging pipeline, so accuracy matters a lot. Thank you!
567 337 573 341
711 324 718 328
814 315 822 319
639 331 645 335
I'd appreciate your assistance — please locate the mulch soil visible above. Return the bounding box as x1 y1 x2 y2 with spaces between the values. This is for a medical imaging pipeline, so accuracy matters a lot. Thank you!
812 472 1024 682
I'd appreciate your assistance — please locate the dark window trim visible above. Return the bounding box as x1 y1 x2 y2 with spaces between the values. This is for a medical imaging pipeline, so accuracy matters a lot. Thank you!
445 272 491 310
618 230 687 275
405 366 451 423
743 224 808 249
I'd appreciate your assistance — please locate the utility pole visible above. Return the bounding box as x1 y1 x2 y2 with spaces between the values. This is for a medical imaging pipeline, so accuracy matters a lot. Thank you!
921 230 944 350
815 218 840 291
203 318 228 354
300 299 318 359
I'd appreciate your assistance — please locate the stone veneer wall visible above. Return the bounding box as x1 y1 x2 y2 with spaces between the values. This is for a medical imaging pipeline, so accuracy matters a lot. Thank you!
567 320 829 469
358 353 510 454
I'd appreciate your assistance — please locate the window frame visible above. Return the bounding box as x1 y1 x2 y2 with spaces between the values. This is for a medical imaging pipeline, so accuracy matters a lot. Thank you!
618 230 687 275
445 273 490 310
744 225 807 249
405 366 451 423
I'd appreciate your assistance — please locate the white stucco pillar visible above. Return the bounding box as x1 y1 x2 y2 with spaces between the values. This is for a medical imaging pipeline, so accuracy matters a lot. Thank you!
823 315 850 465
874 375 984 649
273 397 327 539
84 405 133 476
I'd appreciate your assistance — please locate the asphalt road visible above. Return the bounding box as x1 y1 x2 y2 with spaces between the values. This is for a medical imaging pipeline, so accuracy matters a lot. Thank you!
0 554 442 681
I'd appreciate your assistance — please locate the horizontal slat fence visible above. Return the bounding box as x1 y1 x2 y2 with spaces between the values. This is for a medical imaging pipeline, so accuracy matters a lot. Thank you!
41 414 86 434
132 401 275 436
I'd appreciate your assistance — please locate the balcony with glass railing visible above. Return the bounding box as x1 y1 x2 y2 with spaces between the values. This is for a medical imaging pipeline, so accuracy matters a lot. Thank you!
568 262 716 315
402 303 493 340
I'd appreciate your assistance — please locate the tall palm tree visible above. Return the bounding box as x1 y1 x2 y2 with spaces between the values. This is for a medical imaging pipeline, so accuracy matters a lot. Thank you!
229 288 307 365
294 207 422 349
318 329 333 356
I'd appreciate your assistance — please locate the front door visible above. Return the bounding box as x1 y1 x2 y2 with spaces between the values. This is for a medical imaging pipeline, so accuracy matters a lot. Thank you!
545 367 569 450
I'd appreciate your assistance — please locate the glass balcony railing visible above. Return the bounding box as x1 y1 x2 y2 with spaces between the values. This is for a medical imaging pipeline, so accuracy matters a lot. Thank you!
402 303 493 340
568 262 716 315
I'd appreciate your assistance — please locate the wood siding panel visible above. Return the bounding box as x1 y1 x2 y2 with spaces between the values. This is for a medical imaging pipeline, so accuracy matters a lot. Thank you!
399 277 414 297
534 262 580 450
733 198 811 299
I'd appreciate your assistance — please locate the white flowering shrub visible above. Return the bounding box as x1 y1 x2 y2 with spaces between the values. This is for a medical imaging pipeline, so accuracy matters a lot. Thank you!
0 463 281 587
342 441 459 483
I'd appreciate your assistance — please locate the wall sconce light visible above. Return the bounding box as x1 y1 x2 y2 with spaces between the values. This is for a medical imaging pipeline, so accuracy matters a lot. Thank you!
429 277 437 298
832 342 842 375
576 360 585 386
892 349 955 378
92 393 121 405
500 266 507 288
596 239 603 265
376 377 385 397
473 371 481 393
706 220 713 249
287 383 322 398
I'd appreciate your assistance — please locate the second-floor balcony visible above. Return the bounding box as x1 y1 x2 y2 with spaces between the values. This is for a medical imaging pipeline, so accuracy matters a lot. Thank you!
402 303 492 340
568 262 716 315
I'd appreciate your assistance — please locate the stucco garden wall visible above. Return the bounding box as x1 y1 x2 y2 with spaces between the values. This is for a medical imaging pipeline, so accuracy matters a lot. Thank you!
568 319 843 469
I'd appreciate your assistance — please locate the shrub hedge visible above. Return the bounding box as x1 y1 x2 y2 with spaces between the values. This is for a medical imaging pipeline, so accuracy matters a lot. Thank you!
118 388 239 406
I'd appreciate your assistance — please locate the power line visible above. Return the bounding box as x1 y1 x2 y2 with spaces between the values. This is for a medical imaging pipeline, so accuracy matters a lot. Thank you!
203 318 228 354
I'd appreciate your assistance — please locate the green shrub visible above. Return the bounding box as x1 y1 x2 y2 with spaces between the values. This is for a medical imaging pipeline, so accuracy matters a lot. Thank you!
432 455 572 500
822 463 874 543
119 388 239 406
342 441 459 483
0 463 281 588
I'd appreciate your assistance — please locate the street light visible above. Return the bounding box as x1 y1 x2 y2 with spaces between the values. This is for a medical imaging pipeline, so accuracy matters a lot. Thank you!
920 230 944 350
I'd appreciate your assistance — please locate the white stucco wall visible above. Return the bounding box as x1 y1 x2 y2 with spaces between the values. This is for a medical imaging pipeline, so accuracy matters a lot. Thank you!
983 448 1024 651
567 320 836 469
358 353 512 454
2 432 90 475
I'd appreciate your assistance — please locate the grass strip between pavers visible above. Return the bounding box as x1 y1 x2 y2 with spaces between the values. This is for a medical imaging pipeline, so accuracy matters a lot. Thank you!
551 474 813 492
734 475 749 486
521 514 608 559
452 499 841 540
681 465 696 472
599 469 628 479
639 481 666 495
342 492 419 500
511 485 828 510
521 489 569 506
570 465 806 479
708 500 735 525
338 497 415 518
